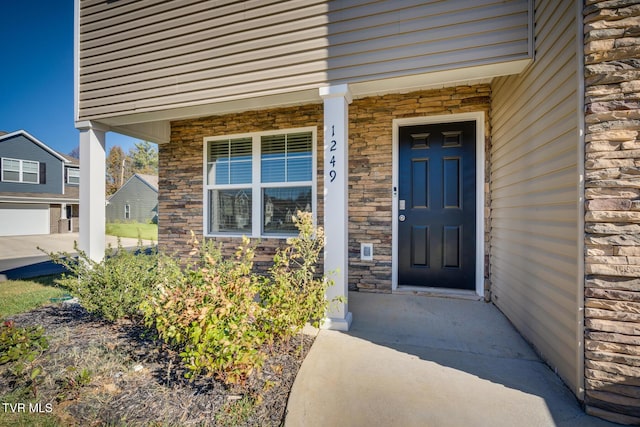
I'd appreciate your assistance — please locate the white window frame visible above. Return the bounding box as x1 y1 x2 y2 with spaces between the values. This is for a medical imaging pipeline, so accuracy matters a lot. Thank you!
124 204 131 220
203 127 317 238
67 168 80 184
1 157 39 184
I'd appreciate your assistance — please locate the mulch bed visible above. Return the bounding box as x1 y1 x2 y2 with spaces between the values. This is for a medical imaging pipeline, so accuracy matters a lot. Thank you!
1 302 314 426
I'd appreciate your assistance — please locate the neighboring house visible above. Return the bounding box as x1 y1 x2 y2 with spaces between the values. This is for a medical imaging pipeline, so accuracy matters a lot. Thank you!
0 130 79 236
106 173 158 223
74 1 640 422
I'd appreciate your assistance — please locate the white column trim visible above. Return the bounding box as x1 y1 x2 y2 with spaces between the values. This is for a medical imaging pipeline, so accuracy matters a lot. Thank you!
75 120 110 133
77 121 107 262
320 84 353 331
319 84 353 103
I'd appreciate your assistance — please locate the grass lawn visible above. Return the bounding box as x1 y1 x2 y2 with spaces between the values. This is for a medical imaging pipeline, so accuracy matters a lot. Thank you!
106 222 158 241
0 275 67 318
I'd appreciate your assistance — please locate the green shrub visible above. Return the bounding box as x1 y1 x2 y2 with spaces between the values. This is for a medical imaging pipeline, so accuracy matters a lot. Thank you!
141 213 339 386
0 320 49 396
0 321 48 366
259 211 333 343
46 242 159 322
141 235 267 384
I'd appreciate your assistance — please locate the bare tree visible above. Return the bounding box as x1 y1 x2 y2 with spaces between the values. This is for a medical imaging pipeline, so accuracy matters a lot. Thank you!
106 145 128 195
69 145 80 159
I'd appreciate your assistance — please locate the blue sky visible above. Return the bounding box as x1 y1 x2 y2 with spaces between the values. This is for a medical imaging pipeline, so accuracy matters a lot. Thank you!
0 1 139 157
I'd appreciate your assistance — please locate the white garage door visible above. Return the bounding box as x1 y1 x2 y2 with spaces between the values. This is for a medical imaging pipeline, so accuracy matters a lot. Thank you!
0 203 50 236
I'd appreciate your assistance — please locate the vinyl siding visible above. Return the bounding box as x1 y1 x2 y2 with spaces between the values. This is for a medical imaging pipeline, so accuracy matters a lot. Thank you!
106 176 158 223
78 0 530 120
0 134 64 194
490 0 581 394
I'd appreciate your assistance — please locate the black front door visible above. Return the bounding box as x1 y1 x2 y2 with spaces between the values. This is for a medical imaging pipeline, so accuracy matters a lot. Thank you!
398 122 476 289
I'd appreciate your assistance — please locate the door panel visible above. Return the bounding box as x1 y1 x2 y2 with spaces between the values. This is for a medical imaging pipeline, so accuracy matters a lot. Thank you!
443 157 461 208
411 225 429 267
411 160 429 208
443 225 461 268
398 122 476 289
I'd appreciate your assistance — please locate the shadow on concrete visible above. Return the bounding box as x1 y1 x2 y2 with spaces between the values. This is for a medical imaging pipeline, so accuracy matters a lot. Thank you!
1 260 70 280
341 291 618 427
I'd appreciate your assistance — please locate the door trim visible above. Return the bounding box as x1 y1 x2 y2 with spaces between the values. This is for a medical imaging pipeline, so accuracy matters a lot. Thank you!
392 112 485 296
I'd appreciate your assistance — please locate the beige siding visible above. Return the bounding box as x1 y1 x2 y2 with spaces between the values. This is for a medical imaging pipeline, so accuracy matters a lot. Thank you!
490 0 581 394
78 0 530 120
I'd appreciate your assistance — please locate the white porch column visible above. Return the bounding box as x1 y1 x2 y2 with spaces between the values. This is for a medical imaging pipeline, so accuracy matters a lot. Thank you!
320 84 353 331
77 121 107 262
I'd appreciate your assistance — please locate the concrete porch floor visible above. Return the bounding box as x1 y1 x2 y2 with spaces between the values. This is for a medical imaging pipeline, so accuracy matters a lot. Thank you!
285 292 619 427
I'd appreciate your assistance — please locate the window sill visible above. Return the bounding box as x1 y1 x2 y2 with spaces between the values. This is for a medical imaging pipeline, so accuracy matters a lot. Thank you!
204 233 294 240
0 180 39 184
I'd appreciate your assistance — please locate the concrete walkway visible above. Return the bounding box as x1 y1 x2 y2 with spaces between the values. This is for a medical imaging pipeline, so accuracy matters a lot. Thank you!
286 292 619 427
0 233 153 272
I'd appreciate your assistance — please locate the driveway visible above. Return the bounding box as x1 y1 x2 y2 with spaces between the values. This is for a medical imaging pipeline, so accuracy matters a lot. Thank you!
0 233 153 275
286 292 619 427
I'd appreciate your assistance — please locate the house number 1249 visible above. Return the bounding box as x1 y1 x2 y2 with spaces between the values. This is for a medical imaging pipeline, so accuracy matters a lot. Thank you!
329 125 337 183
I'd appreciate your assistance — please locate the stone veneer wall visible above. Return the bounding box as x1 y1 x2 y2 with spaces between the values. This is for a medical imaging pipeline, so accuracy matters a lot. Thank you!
159 103 325 270
348 85 491 292
583 0 640 423
159 85 491 291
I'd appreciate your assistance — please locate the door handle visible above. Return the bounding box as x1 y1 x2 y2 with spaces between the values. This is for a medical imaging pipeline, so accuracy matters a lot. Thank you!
399 215 406 222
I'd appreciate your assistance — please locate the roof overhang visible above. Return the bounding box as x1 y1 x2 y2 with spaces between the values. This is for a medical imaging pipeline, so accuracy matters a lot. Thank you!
78 58 530 145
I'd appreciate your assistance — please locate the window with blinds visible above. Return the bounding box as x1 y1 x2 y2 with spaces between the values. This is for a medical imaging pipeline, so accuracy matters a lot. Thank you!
261 132 312 183
1 158 39 183
204 129 315 236
67 168 80 185
207 137 252 185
